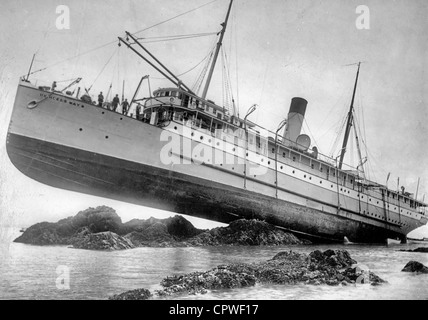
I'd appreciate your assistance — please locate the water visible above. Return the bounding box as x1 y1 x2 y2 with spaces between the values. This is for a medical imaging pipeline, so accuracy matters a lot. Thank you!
1 229 428 300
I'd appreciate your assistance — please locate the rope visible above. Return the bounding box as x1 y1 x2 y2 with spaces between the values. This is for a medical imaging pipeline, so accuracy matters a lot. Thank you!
137 32 217 41
26 0 220 77
87 47 118 92
132 0 220 35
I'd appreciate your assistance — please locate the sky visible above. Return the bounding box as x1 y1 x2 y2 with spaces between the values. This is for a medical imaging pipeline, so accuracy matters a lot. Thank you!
0 0 427 241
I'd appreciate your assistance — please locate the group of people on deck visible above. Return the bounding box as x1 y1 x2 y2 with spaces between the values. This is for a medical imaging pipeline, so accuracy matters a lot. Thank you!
97 92 130 115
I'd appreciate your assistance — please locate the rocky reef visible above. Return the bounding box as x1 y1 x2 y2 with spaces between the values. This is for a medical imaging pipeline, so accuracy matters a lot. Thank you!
401 261 428 273
109 249 386 300
15 206 308 250
399 247 428 253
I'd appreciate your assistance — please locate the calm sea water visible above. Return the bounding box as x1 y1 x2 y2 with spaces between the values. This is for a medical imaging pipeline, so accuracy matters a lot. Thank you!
1 228 428 300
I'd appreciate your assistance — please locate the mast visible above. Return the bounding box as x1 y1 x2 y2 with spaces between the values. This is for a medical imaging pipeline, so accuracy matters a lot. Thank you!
338 62 361 169
201 0 233 100
25 53 36 81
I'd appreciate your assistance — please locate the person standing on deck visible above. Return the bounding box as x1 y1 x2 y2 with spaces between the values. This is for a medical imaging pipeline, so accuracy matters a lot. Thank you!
121 99 129 115
136 104 141 120
98 92 104 107
112 94 120 111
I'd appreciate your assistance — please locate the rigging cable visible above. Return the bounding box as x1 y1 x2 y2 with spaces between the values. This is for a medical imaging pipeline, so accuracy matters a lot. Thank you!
87 47 119 93
26 0 220 77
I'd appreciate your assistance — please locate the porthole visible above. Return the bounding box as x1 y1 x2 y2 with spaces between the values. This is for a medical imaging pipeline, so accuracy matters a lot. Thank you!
280 166 283 170
102 111 105 114
120 117 123 120
331 185 333 188
320 181 322 184
105 136 109 139
200 136 203 140
292 170 295 174
268 161 271 165
174 126 177 130
217 142 220 146
309 177 312 180
79 128 82 131
304 175 306 178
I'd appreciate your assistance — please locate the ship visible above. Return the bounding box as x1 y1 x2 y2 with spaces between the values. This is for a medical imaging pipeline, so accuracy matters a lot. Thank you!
5 0 427 243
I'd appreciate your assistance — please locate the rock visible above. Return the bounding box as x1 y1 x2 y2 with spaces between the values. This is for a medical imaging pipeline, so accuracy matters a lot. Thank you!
125 222 175 246
186 219 307 246
13 222 66 245
109 288 152 300
14 206 124 245
112 249 385 299
401 261 428 273
399 247 428 253
341 267 387 286
14 207 308 249
71 231 135 251
308 249 356 268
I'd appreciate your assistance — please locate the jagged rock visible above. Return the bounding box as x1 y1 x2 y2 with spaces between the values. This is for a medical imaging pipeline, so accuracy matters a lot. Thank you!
71 231 135 251
14 206 124 245
308 249 357 268
111 249 386 299
109 288 152 300
125 222 176 247
15 207 308 249
13 222 66 245
186 219 307 246
342 267 387 285
401 261 428 273
399 247 428 253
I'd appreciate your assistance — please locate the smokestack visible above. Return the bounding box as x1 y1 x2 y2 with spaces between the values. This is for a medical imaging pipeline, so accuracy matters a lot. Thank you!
283 97 308 147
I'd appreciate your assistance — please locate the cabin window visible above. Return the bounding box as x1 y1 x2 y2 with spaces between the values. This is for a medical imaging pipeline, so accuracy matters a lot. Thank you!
248 133 255 145
165 91 170 97
217 113 222 120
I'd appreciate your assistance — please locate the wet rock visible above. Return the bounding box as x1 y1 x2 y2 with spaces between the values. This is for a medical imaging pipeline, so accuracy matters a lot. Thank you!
401 261 428 273
308 249 357 268
186 219 308 246
14 206 124 245
111 249 386 299
71 231 135 251
15 208 308 249
109 288 152 300
341 267 386 285
399 247 428 253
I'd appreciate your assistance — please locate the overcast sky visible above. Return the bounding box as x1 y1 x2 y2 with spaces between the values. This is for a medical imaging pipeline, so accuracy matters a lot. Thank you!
1 0 427 241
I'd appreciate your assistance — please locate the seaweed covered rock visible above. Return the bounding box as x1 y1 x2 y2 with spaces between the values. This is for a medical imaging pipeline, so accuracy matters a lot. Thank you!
401 261 428 273
186 219 307 246
14 206 123 245
71 231 135 251
145 249 385 298
109 288 152 300
399 247 428 253
308 249 357 268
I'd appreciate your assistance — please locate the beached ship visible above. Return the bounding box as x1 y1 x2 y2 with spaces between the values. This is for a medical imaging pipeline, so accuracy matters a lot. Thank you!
6 1 427 243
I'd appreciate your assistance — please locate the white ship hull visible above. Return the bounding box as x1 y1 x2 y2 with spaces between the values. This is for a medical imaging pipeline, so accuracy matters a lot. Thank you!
6 81 427 243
